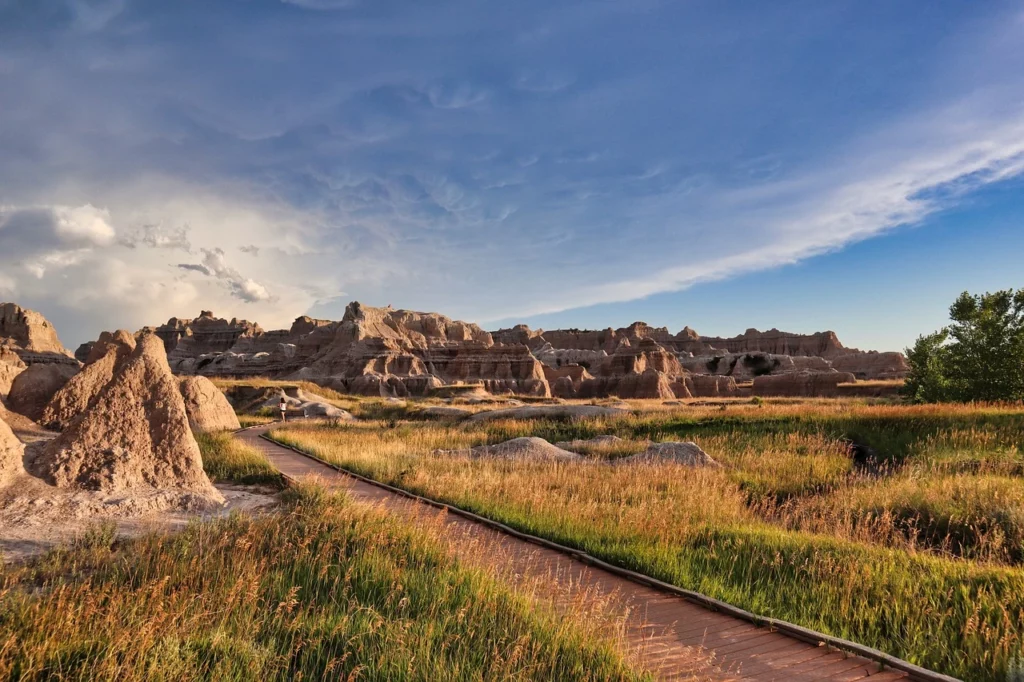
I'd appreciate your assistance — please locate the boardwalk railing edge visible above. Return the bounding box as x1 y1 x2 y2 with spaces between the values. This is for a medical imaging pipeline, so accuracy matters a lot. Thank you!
253 428 961 682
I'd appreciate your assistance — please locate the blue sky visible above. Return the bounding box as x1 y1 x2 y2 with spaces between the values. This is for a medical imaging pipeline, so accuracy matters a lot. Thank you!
1 0 1022 349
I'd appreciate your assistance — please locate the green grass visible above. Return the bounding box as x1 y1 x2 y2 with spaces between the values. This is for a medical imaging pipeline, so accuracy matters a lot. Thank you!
195 431 284 487
237 413 276 428
0 485 646 681
270 404 1024 681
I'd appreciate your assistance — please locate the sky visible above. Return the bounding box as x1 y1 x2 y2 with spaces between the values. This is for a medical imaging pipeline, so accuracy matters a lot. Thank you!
1 1 1023 351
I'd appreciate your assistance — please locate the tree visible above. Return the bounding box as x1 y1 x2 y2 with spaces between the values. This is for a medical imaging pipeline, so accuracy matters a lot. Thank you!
901 289 1024 403
901 330 950 403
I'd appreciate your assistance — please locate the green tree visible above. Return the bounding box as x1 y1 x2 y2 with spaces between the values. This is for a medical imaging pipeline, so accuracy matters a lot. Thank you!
901 330 950 403
902 289 1024 403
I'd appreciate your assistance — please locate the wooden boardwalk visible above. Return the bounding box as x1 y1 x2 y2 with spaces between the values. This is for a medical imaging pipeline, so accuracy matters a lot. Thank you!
240 425 914 682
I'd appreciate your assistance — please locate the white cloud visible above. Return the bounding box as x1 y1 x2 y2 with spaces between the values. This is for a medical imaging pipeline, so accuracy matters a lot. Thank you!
178 247 274 303
119 224 192 252
474 107 1024 322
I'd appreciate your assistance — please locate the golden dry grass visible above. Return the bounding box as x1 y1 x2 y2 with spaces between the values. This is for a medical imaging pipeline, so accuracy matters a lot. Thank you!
270 401 1024 680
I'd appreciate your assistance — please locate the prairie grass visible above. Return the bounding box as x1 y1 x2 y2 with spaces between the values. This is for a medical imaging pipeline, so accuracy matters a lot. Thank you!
271 402 1024 681
195 431 283 487
0 485 646 681
236 413 276 428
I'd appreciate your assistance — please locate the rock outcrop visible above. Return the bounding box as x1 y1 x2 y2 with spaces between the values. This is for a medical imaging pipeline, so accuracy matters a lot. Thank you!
468 405 629 422
39 334 222 503
137 301 904 400
0 412 25 486
158 302 550 398
752 371 857 397
0 347 26 398
40 330 136 430
0 302 77 366
575 339 684 400
503 319 908 393
7 363 79 421
829 351 909 380
682 328 846 358
178 376 242 432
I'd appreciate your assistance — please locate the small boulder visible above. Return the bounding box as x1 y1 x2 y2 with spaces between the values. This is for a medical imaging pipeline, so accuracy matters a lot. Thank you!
440 437 581 461
300 401 353 419
618 441 719 467
178 376 242 433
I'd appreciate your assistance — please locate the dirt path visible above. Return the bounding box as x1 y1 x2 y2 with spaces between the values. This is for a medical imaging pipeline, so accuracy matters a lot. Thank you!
240 425 915 682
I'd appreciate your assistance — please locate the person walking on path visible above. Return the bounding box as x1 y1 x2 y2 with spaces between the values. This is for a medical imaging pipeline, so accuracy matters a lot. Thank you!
279 396 288 422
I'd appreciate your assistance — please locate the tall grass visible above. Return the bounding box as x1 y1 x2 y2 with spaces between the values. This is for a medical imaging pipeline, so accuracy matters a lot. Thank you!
271 406 1024 681
0 485 646 681
195 431 283 487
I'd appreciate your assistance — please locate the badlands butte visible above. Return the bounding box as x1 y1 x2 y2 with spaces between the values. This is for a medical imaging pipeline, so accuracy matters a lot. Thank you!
64 301 906 401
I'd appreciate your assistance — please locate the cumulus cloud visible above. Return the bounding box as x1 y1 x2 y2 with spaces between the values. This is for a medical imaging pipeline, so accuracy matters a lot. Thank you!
0 204 115 279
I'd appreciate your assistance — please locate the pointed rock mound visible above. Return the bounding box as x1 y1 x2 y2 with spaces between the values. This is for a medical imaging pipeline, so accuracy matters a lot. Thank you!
0 412 25 486
178 376 241 433
40 334 223 503
41 330 136 430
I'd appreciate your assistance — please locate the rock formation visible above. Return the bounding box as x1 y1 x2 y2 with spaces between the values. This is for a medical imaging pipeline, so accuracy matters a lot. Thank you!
0 412 25 486
40 330 136 430
438 437 581 461
178 376 242 432
682 328 846 357
0 302 77 366
618 441 719 467
39 334 222 503
468 404 629 422
751 371 857 397
574 339 686 400
0 347 26 398
157 303 549 398
261 388 352 420
497 319 908 394
7 363 79 421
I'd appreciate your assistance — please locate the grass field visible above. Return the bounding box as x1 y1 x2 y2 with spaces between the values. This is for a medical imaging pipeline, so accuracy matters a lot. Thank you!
270 401 1024 681
196 431 284 487
0 484 646 681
